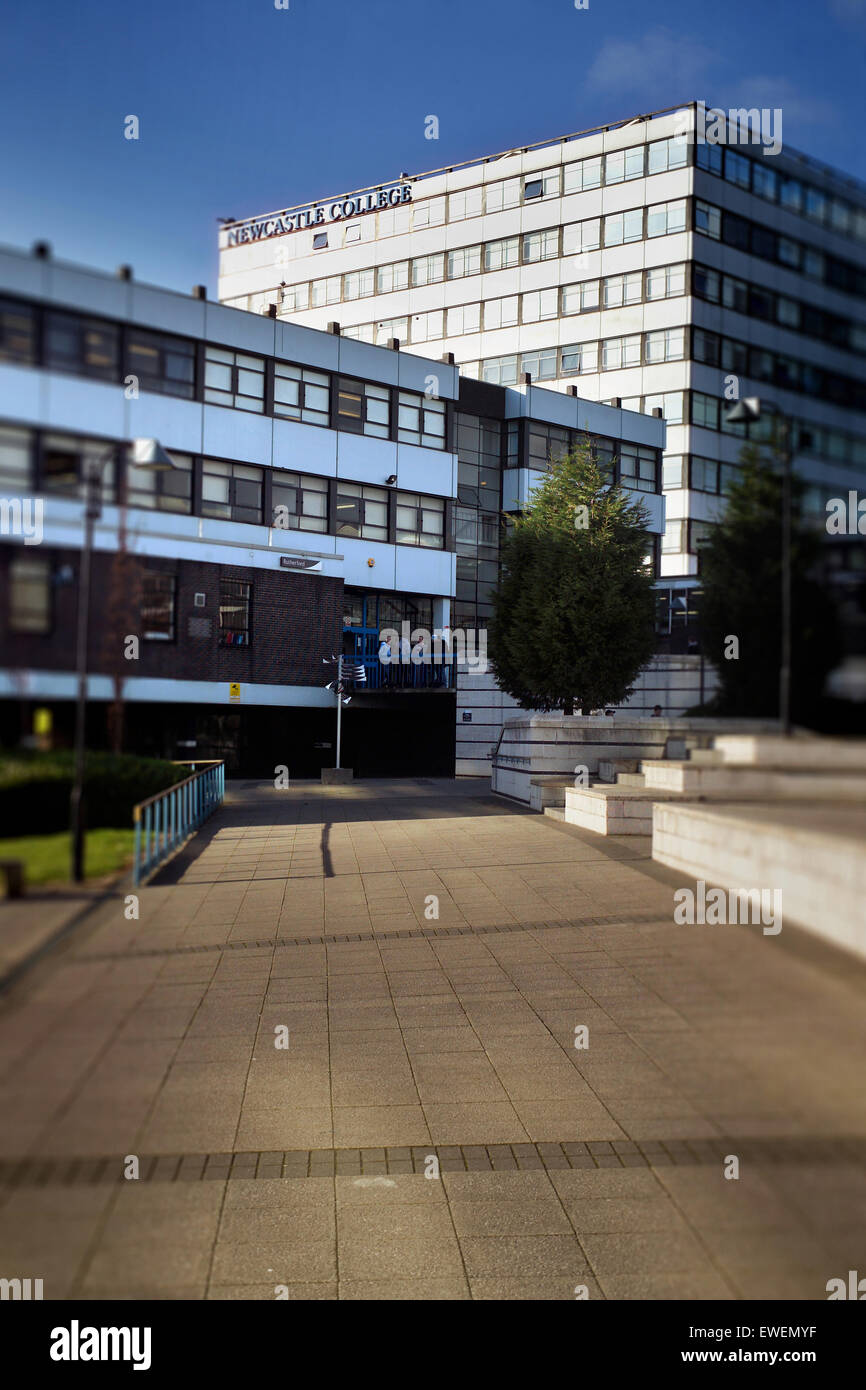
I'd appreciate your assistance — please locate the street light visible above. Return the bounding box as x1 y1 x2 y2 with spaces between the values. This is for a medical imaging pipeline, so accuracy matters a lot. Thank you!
70 438 176 882
723 396 793 736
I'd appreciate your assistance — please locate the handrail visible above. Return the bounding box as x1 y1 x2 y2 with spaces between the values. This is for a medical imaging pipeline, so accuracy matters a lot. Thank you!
133 760 224 812
132 761 225 886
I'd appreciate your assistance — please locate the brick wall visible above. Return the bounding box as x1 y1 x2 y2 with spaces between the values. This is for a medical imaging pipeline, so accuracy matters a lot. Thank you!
0 546 344 689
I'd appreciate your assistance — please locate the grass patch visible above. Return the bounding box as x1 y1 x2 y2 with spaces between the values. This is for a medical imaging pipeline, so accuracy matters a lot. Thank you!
0 828 135 887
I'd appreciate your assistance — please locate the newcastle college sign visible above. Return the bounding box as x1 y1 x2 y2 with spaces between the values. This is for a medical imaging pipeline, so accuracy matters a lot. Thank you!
226 183 413 246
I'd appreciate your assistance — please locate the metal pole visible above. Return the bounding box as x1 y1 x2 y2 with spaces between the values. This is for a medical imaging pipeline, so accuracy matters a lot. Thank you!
70 463 101 882
779 415 792 737
335 654 343 770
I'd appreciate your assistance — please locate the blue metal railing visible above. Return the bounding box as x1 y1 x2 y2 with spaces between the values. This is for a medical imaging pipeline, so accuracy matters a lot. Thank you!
132 761 225 886
353 657 452 691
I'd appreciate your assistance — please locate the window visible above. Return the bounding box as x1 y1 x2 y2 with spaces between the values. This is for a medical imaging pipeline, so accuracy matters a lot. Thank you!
311 276 341 307
343 269 375 300
752 163 779 201
280 283 309 312
335 482 388 541
8 554 51 634
141 573 176 640
522 228 559 262
410 309 443 343
273 362 330 426
343 323 375 344
44 312 119 380
411 253 445 286
780 178 803 213
219 580 251 647
528 423 572 467
336 378 390 438
750 225 776 261
602 335 640 370
481 354 519 385
0 426 31 489
561 341 598 375
484 178 520 213
778 236 800 269
448 187 483 221
521 346 557 380
722 276 749 314
312 232 328 249
662 455 684 490
397 390 446 448
750 287 773 320
694 201 720 239
803 247 825 279
522 288 559 323
126 328 195 399
0 298 37 364
373 316 408 346
395 491 445 547
693 329 720 366
648 199 687 237
344 223 361 244
447 245 481 279
696 143 723 175
691 392 719 430
562 280 599 314
127 449 193 513
604 209 643 246
271 471 328 533
201 460 263 524
605 146 645 183
830 199 851 234
412 197 445 228
523 168 560 200
662 519 685 553
204 348 265 412
376 262 409 293
644 392 684 424
645 263 686 300
485 296 519 330
690 456 719 493
648 135 688 174
446 303 480 336
645 326 685 362
40 435 115 503
688 520 714 555
604 272 641 307
619 444 657 493
725 150 751 190
693 265 721 302
721 339 748 376
562 219 601 255
805 187 827 224
563 157 602 193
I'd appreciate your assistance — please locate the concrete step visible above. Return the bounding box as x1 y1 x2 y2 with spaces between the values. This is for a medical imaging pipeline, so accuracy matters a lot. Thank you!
543 806 566 821
529 775 574 812
652 800 866 959
597 758 639 783
564 784 695 836
616 772 646 787
641 760 866 798
712 735 866 770
687 749 725 765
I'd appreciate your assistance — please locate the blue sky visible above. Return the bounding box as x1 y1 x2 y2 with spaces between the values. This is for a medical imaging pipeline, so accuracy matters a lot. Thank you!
1 0 863 295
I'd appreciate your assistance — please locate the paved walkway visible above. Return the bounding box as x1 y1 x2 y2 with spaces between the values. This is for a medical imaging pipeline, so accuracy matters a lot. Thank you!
0 778 864 1300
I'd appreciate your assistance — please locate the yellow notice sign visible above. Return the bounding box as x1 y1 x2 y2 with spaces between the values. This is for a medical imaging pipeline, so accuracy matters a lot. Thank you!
229 683 241 702
34 707 53 735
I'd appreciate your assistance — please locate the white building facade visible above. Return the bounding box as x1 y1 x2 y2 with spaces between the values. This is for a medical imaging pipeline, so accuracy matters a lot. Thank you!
219 101 866 653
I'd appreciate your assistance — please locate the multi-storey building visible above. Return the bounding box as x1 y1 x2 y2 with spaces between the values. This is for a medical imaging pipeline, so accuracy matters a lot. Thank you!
219 100 866 655
0 243 664 775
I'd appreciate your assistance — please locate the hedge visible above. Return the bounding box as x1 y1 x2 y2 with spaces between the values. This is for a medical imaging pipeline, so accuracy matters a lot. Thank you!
0 751 191 837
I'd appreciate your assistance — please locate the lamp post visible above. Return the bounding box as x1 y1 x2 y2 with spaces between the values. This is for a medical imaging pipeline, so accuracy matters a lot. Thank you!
70 438 176 882
723 396 793 736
